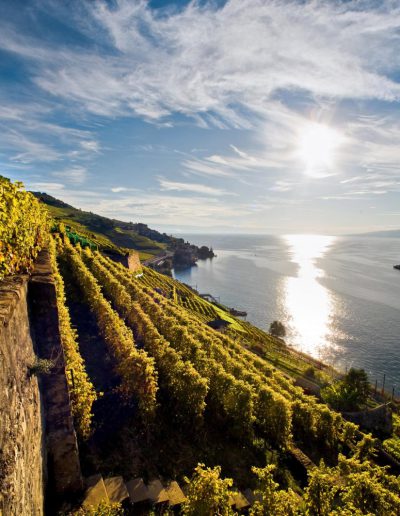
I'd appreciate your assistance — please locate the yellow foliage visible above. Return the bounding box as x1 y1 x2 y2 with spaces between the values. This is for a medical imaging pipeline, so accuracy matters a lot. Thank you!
0 176 49 280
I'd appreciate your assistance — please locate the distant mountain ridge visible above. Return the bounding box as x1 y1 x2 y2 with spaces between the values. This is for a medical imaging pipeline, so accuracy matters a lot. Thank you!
354 229 400 238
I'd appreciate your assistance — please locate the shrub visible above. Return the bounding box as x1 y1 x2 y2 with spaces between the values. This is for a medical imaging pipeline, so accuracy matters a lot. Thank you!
269 320 286 338
305 366 316 379
322 368 370 412
28 358 55 376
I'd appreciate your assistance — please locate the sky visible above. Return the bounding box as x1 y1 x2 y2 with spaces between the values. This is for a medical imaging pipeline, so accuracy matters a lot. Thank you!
1 0 400 234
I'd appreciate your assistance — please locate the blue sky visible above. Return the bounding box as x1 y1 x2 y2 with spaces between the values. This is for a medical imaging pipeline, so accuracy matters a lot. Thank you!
1 0 400 234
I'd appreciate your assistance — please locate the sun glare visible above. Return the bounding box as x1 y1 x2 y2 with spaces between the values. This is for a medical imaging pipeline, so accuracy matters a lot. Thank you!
297 123 343 177
282 234 337 356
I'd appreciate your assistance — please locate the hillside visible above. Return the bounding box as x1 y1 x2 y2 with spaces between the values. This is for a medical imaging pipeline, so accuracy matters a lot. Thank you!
32 192 214 264
2 176 400 515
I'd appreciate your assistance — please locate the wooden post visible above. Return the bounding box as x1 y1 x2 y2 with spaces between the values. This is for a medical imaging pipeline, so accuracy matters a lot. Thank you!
69 369 75 390
392 386 395 401
381 374 386 396
374 379 377 394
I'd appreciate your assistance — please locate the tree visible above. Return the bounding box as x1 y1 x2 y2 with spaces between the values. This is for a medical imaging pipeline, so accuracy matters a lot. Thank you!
343 368 370 403
269 320 286 338
321 368 370 412
182 464 235 516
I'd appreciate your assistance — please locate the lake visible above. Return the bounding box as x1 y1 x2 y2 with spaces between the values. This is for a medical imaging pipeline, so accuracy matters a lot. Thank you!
173 234 400 391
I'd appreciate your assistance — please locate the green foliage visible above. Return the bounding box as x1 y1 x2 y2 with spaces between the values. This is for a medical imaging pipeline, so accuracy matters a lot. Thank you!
304 366 316 379
55 240 400 515
28 358 54 376
71 501 123 515
383 413 400 460
182 464 235 516
269 320 286 338
249 464 299 516
352 434 378 461
34 191 172 256
383 435 400 461
50 236 96 438
0 176 49 280
303 452 400 515
338 454 400 515
304 461 339 516
83 251 208 421
321 368 370 411
344 368 370 401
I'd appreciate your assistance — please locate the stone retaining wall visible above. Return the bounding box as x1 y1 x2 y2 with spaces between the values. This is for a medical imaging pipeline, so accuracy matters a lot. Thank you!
0 275 45 516
0 249 84 514
28 250 82 503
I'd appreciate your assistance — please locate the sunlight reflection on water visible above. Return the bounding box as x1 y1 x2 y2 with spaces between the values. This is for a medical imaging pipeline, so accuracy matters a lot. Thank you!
282 234 338 358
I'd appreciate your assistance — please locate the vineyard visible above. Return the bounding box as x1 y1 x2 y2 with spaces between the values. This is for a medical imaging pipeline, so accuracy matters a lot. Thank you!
52 232 400 514
1 177 400 514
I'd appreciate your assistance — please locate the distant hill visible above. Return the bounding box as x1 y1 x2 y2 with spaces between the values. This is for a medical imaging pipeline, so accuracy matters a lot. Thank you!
355 229 400 238
32 192 185 260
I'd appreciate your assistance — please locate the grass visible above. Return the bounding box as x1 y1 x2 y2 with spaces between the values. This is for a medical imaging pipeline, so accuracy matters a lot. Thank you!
37 196 170 257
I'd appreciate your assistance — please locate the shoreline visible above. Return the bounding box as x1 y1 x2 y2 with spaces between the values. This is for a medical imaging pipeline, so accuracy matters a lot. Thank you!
171 256 400 402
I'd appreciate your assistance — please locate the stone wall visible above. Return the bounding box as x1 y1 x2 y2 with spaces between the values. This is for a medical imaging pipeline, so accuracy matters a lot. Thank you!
103 250 142 273
0 275 45 516
344 403 393 437
28 250 82 504
0 250 84 514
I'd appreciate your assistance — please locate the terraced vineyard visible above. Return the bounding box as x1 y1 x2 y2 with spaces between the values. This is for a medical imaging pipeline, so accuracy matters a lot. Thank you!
51 233 400 514
3 166 400 515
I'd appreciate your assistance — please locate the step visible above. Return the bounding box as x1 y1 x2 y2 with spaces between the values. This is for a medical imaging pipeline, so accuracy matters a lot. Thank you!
104 476 129 503
83 474 109 508
126 477 150 503
231 491 250 510
147 479 169 504
164 480 186 506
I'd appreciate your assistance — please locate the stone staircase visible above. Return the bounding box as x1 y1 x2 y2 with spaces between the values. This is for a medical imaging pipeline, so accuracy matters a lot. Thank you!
82 474 256 511
83 474 186 508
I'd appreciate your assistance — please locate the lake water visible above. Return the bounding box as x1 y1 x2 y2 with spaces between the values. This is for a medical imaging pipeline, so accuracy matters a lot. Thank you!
173 234 400 391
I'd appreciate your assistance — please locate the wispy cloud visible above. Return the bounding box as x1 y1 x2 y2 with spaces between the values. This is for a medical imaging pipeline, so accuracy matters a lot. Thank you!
49 189 252 228
1 0 400 232
158 177 235 196
28 181 65 192
182 159 233 177
2 0 400 125
52 166 87 184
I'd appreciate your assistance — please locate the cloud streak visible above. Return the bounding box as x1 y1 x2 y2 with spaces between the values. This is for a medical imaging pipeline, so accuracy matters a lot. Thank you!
2 0 400 125
158 177 235 196
1 0 400 232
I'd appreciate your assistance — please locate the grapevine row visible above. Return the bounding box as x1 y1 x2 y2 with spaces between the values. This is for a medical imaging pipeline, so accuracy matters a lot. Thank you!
49 236 96 438
61 240 158 419
82 251 209 421
102 255 358 451
96 253 292 445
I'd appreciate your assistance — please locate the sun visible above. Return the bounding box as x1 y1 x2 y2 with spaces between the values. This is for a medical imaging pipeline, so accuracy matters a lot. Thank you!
297 122 343 177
